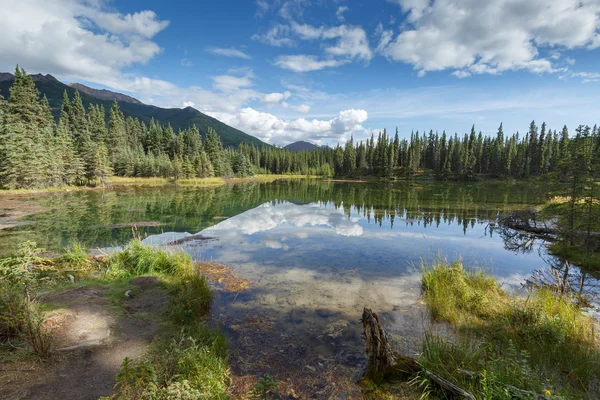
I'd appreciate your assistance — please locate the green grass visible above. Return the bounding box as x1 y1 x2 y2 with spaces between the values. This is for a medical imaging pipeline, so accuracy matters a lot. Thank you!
56 241 92 271
420 261 600 399
100 240 227 399
1 239 228 398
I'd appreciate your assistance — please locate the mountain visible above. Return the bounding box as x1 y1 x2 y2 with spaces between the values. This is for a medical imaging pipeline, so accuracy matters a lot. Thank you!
67 83 143 105
0 73 268 148
284 141 320 152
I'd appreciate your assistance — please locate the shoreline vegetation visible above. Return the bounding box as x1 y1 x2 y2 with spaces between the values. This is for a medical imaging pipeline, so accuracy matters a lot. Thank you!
1 240 231 399
2 241 599 399
362 262 600 400
0 174 320 196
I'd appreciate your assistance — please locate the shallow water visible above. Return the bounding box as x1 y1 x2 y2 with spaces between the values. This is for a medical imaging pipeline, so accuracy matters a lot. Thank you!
2 179 598 392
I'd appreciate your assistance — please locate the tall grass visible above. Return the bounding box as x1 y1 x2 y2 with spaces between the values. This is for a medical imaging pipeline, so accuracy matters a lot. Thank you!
56 241 92 271
420 261 600 399
107 239 196 276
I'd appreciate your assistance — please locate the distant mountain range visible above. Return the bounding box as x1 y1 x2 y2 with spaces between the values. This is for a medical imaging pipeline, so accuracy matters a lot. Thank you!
284 140 321 152
0 72 268 148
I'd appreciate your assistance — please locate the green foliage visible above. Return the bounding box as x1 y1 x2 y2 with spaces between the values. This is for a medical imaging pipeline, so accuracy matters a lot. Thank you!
56 242 91 271
107 239 196 277
421 262 600 399
0 242 53 358
249 374 279 399
103 240 226 400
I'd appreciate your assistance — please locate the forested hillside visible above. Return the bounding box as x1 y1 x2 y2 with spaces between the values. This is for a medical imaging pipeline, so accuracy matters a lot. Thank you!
1 68 599 192
0 71 267 148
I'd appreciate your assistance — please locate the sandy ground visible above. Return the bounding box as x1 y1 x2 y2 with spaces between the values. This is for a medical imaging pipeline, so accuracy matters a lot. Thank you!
0 276 168 400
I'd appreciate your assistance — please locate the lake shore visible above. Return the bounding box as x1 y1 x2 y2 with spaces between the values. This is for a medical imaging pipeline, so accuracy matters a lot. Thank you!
2 243 598 399
0 174 322 197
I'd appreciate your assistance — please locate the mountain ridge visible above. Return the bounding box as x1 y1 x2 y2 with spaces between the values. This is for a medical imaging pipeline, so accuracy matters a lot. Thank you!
284 140 321 152
67 82 143 105
0 72 268 148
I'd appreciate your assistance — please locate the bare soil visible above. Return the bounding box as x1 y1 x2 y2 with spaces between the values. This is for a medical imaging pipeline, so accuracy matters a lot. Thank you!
0 276 168 400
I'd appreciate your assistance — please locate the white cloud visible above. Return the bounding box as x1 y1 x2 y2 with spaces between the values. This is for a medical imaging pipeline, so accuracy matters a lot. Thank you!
452 70 471 79
254 21 372 69
206 47 252 59
227 107 368 144
275 55 349 72
86 10 169 38
212 72 254 92
252 24 295 47
287 22 372 60
180 58 193 67
381 0 600 76
336 6 349 22
295 104 311 113
566 71 600 83
0 0 169 87
256 0 270 17
263 91 292 104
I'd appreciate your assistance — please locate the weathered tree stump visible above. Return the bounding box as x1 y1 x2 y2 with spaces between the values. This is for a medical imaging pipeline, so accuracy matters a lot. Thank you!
361 307 476 400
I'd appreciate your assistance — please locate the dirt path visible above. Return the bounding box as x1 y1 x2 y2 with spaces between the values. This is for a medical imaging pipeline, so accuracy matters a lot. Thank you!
1 276 169 400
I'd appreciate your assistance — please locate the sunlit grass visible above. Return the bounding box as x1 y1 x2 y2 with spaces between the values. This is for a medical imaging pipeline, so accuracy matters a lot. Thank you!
420 261 600 399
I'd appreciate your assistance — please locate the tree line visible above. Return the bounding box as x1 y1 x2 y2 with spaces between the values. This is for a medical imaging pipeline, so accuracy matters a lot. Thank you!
1 67 599 190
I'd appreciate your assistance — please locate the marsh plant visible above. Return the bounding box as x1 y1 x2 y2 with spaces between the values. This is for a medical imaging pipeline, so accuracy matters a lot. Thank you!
420 261 600 399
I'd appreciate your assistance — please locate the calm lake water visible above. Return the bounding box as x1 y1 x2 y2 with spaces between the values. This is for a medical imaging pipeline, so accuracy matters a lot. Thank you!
2 179 598 388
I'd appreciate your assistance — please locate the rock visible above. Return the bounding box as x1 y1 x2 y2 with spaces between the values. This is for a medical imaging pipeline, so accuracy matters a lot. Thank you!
124 290 132 298
67 274 75 283
316 308 340 318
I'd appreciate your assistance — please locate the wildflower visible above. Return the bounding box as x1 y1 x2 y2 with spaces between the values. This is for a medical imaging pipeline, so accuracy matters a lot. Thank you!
545 390 551 396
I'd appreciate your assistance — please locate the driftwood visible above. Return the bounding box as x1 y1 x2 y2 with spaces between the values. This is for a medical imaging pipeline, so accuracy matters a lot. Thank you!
362 307 476 399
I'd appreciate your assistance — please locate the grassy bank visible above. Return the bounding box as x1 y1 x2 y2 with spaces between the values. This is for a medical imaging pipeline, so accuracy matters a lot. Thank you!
0 174 323 196
0 240 229 399
419 261 600 399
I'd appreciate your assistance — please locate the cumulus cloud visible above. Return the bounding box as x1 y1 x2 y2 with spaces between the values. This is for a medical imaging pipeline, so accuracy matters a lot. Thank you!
0 0 169 87
381 0 600 76
206 47 252 59
226 107 368 144
275 55 349 72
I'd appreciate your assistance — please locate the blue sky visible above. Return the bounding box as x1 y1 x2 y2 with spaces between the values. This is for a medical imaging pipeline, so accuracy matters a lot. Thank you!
1 0 600 145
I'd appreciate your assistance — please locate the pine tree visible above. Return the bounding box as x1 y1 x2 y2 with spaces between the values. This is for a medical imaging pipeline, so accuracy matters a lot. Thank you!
205 127 225 176
56 117 84 184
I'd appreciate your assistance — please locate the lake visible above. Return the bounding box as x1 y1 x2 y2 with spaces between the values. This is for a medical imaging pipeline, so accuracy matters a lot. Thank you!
2 179 597 389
